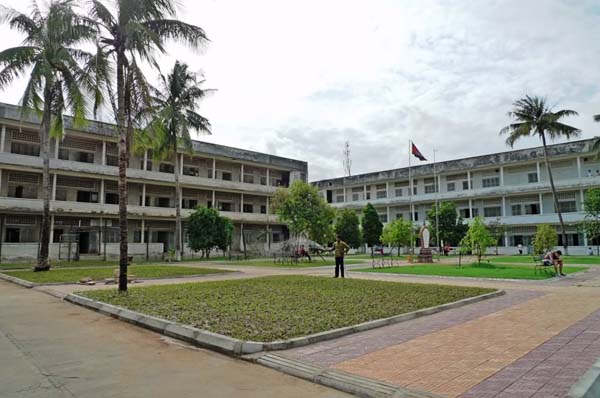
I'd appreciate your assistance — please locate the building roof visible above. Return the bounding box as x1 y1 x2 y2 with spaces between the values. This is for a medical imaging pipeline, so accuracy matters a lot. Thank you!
0 102 307 171
312 138 596 188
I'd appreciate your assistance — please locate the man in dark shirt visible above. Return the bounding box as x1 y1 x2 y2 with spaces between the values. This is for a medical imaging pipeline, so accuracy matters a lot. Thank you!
331 235 350 278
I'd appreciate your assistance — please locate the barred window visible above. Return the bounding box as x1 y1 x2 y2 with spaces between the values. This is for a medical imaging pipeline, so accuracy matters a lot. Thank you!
482 177 500 188
528 173 538 183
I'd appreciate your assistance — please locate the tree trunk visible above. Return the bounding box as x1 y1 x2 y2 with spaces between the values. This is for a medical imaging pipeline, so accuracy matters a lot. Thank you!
541 133 568 254
116 54 128 291
35 86 53 272
174 147 182 262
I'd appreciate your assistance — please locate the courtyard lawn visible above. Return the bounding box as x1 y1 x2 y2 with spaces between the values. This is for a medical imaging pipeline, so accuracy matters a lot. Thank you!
488 255 600 265
0 260 123 270
79 275 494 341
358 263 588 280
212 258 367 267
2 265 230 284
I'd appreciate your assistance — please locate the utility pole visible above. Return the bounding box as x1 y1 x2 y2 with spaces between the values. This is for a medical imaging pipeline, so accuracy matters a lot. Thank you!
343 141 352 177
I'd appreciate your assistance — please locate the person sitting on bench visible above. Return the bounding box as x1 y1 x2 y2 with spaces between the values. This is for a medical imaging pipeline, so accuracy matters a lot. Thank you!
543 250 565 276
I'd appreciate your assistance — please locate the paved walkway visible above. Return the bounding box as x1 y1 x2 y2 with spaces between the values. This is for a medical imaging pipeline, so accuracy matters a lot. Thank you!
0 280 349 398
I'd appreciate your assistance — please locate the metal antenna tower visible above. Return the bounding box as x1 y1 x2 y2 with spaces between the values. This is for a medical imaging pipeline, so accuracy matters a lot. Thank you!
342 141 352 176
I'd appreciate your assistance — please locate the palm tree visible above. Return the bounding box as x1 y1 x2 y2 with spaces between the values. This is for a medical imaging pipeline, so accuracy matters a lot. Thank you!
500 95 580 253
144 61 212 261
0 0 102 271
89 0 207 290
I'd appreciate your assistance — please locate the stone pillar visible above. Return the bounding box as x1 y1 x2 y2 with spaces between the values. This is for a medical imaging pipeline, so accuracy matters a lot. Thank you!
363 184 367 201
343 187 347 202
386 206 390 223
54 138 59 159
266 196 270 214
0 125 5 153
52 174 57 200
49 214 55 245
212 158 216 179
583 230 588 247
240 163 244 183
143 150 148 171
100 179 105 204
180 153 184 175
212 190 216 207
504 231 509 247
539 192 544 214
577 156 582 178
468 199 473 218
386 182 390 199
536 162 541 182
142 184 146 207
467 171 472 190
101 141 106 166
266 168 270 186
240 193 244 213
500 166 504 186
502 196 506 217
141 219 145 243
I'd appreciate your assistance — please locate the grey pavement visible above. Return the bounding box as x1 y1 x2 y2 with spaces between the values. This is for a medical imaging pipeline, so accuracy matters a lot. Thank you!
0 280 350 398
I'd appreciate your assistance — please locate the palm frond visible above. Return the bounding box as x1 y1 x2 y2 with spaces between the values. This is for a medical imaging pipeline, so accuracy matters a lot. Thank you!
143 19 209 50
594 114 600 122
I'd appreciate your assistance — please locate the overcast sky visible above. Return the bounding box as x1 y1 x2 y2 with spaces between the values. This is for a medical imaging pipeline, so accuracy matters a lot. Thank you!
1 0 600 181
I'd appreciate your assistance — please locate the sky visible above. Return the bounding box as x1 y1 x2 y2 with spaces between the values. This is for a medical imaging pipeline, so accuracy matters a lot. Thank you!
1 0 600 181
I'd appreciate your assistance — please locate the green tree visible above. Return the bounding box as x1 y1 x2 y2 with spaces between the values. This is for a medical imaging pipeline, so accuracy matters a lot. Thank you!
272 181 335 245
380 218 412 256
0 0 102 271
500 95 580 254
90 0 208 290
582 188 600 255
460 217 496 263
426 202 468 246
533 224 558 255
144 61 212 261
362 203 383 252
187 207 233 258
334 209 362 249
487 218 508 255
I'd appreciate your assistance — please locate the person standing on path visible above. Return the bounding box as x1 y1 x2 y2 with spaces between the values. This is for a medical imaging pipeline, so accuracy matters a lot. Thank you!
331 235 350 278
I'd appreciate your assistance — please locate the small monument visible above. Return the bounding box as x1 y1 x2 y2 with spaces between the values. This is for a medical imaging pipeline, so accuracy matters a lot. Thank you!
418 224 433 263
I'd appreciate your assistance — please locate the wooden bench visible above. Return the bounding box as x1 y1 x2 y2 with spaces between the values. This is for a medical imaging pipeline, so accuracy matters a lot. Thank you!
533 255 555 275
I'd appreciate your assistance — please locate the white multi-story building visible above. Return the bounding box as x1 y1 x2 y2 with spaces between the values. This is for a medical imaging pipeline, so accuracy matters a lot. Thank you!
0 102 306 261
313 138 600 255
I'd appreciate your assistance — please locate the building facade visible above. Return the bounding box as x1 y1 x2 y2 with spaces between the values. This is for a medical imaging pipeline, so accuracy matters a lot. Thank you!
313 139 600 255
0 103 307 261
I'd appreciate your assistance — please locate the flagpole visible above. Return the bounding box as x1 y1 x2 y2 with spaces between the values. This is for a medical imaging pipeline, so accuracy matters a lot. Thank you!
409 140 414 255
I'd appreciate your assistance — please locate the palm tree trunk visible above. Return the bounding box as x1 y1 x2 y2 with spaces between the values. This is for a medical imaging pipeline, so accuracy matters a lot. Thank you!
116 55 128 291
35 86 53 272
541 133 568 254
174 146 182 262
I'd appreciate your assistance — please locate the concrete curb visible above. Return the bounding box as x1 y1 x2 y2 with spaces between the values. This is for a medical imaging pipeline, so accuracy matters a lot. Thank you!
253 353 442 398
569 358 600 398
0 271 237 288
0 271 35 288
64 288 504 356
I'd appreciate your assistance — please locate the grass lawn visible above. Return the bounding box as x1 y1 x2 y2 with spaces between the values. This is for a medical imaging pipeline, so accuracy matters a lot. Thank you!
2 265 230 284
80 275 493 341
212 258 367 267
359 262 588 280
489 255 600 265
0 260 125 270
347 254 407 260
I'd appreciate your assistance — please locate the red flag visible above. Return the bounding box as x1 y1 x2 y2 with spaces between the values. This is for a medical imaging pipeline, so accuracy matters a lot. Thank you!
411 143 427 161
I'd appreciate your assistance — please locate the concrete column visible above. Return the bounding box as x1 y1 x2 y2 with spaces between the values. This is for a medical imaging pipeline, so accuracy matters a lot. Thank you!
100 179 105 204
101 141 106 166
142 184 146 207
364 184 367 200
468 199 473 218
180 153 184 175
54 138 59 159
266 168 270 186
583 231 588 247
212 158 216 179
504 231 509 247
502 196 506 217
52 174 57 200
581 189 585 209
0 125 5 153
49 214 55 244
240 193 244 213
536 162 541 182
266 196 270 214
0 169 2 197
141 219 145 243
343 187 347 202
539 192 544 214
577 156 582 178
386 182 390 199
240 163 244 183
143 150 148 171
500 166 504 186
212 190 216 207
437 174 442 193
467 171 472 190
386 206 390 223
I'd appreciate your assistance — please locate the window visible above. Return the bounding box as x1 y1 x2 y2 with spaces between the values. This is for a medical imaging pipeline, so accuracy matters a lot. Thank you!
58 148 69 160
336 195 344 202
525 203 540 215
183 199 198 209
472 208 479 217
460 208 470 219
482 177 500 188
413 212 419 221
425 185 436 194
376 191 387 199
145 160 153 171
219 202 232 212
379 214 388 223
11 142 40 156
184 167 200 176
260 176 267 185
5 228 20 243
366 192 371 200
462 181 469 190
156 197 171 208
106 193 119 205
396 213 403 219
139 195 150 206
159 163 174 173
413 186 417 195
528 173 538 183
106 155 118 166
76 191 99 203
447 183 455 192
511 204 522 216
352 193 359 201
243 203 253 213
483 207 502 217
77 152 94 163
221 172 232 181
260 205 267 214
243 174 254 184
395 188 403 197
558 201 577 213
